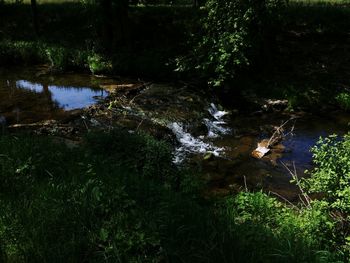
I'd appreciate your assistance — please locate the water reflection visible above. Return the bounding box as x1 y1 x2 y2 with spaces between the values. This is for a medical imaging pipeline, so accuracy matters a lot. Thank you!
0 69 109 124
15 80 107 110
16 80 43 93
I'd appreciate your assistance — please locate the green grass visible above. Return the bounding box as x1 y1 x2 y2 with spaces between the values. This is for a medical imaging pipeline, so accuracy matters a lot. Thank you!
0 3 196 78
0 130 345 262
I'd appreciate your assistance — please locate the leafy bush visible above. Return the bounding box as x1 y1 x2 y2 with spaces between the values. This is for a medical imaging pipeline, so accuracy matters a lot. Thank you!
0 41 47 65
177 0 285 86
46 47 70 70
88 53 111 74
221 192 338 262
303 134 350 214
301 133 350 258
336 92 350 111
0 40 92 71
46 46 90 71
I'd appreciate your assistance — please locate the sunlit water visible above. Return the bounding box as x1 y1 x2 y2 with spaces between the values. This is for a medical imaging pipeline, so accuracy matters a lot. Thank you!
16 80 107 110
0 68 109 124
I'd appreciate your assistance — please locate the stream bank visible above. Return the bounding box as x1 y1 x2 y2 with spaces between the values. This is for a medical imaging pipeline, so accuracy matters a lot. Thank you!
1 66 349 202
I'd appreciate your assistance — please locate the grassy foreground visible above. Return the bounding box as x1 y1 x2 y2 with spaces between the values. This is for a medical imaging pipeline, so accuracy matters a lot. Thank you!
0 130 345 262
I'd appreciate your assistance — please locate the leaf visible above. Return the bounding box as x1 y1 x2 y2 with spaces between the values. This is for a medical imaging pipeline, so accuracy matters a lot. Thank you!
100 228 109 242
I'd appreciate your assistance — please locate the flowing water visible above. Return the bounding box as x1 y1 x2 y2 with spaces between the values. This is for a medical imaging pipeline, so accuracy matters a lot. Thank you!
206 113 350 199
1 67 350 201
168 103 230 163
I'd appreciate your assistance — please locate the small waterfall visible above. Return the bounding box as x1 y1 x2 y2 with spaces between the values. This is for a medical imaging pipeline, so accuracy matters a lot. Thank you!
168 122 225 163
208 103 228 120
205 103 231 138
168 103 231 164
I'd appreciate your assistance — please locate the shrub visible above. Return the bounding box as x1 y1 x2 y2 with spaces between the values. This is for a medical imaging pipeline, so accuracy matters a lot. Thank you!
177 0 286 87
88 53 112 75
0 40 92 70
0 41 47 65
302 134 350 214
221 192 338 262
301 133 350 258
46 46 89 71
335 92 350 111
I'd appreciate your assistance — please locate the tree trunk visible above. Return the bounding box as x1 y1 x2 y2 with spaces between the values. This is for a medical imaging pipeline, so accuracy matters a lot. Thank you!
254 0 275 69
114 0 129 47
30 0 39 36
100 0 113 51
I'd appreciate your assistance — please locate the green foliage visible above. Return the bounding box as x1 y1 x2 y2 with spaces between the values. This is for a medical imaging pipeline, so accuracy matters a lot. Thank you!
303 134 350 214
46 46 89 71
335 93 350 111
300 133 350 258
84 130 173 181
0 131 344 262
46 47 70 70
177 0 285 86
0 4 191 78
88 53 111 74
0 131 174 262
222 192 338 262
0 40 91 70
0 40 47 65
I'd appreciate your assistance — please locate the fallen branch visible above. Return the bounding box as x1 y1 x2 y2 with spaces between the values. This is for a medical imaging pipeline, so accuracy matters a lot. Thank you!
281 161 311 209
267 117 296 147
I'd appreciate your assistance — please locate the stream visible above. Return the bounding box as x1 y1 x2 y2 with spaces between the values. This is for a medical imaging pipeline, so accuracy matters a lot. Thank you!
0 67 109 123
1 67 349 201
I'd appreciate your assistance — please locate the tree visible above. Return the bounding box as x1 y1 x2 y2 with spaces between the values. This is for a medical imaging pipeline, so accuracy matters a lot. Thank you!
100 0 113 50
99 0 129 51
193 0 204 8
177 0 285 87
30 0 39 36
115 0 129 46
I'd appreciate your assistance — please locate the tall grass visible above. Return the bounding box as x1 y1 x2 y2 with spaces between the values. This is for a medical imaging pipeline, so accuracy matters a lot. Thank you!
0 130 344 262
